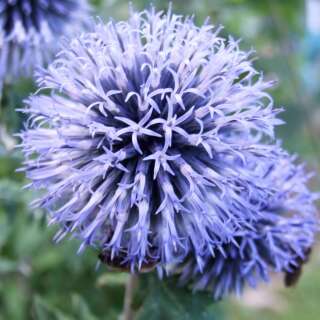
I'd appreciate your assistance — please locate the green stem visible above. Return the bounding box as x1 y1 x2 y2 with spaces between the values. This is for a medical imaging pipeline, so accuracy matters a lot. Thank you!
122 273 138 320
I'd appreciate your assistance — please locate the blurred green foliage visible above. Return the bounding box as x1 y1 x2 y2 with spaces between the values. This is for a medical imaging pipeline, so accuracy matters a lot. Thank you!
0 0 319 319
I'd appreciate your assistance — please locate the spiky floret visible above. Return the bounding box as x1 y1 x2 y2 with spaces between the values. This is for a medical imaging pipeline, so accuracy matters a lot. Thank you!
0 0 89 88
20 8 296 270
176 157 318 300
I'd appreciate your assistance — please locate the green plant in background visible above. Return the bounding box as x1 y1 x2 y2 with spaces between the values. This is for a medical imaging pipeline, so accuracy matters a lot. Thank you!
0 1 320 320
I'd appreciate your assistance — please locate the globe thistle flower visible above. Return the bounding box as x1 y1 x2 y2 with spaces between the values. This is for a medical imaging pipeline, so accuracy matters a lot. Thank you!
20 8 305 271
176 156 318 300
0 0 90 89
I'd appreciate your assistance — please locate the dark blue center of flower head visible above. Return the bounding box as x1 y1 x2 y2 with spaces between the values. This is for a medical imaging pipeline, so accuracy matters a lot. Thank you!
101 65 205 158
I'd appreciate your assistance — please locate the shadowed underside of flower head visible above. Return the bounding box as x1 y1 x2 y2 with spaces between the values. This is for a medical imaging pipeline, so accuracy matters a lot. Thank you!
19 7 318 287
174 157 318 299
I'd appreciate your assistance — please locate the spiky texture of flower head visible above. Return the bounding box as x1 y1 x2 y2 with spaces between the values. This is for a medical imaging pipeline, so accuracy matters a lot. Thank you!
19 8 312 271
0 0 90 88
176 156 318 300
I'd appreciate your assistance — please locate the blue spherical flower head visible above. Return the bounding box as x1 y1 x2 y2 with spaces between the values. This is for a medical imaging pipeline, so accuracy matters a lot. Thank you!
0 0 90 89
176 156 318 300
20 8 291 271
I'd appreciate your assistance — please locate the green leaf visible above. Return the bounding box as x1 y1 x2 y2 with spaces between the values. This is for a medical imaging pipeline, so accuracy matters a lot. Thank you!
71 294 98 320
33 296 72 320
96 272 129 287
136 276 222 320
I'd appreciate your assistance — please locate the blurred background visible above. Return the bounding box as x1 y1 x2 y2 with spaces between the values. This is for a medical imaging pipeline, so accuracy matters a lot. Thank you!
0 0 320 319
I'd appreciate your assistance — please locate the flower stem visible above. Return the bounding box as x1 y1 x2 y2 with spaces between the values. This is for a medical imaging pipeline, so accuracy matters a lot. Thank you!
122 273 138 320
